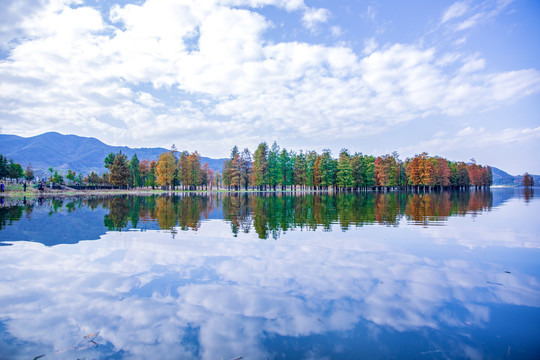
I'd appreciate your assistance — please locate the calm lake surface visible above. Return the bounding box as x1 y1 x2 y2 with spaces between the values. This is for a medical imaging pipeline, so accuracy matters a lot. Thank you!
0 189 539 359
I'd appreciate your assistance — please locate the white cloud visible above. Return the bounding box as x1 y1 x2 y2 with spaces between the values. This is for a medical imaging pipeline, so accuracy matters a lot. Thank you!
441 1 469 24
365 5 376 21
363 37 378 55
0 0 538 154
330 25 343 37
301 7 331 32
444 0 516 32
460 55 485 73
398 126 540 157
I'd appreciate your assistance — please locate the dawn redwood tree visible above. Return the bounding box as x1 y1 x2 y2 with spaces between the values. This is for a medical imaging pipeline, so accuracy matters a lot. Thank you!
279 148 294 191
434 157 452 189
139 159 150 187
313 155 322 190
184 151 201 190
215 170 222 189
147 160 157 188
178 151 189 190
418 153 434 189
252 142 268 191
268 142 281 191
375 154 398 190
156 152 176 189
362 154 376 190
228 146 241 191
336 149 354 191
110 152 130 187
522 173 534 187
240 148 252 191
293 151 307 191
482 166 493 188
319 149 336 189
468 159 483 190
129 154 141 188
305 151 318 190
456 162 470 189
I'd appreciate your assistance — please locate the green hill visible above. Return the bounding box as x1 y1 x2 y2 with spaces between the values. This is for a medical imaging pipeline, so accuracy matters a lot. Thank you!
0 132 226 176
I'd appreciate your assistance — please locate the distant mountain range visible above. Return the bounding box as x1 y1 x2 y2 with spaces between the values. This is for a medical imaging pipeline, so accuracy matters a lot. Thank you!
490 166 539 186
0 132 226 177
0 132 537 185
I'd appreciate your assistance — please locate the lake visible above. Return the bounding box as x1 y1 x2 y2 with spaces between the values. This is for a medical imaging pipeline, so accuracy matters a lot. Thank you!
0 189 539 359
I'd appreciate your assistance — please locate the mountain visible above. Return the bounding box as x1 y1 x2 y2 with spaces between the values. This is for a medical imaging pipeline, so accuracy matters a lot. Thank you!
1 132 537 186
0 132 226 176
490 166 539 186
490 166 516 186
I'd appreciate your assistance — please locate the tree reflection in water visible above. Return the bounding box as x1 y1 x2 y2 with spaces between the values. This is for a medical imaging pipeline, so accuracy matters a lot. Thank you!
0 191 496 239
99 191 494 238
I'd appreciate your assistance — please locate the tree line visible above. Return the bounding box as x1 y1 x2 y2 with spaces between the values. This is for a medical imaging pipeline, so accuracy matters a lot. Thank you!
220 142 493 191
99 143 497 192
0 155 33 182
0 145 531 192
95 149 217 190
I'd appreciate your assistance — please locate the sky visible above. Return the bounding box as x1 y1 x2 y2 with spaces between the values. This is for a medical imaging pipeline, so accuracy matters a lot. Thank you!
0 0 539 174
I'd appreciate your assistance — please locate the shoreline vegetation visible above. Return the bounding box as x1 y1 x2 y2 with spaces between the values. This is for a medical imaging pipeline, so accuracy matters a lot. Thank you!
0 183 522 199
0 141 534 193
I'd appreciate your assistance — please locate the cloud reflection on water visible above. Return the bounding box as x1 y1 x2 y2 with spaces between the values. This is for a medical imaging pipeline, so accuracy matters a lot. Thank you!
1 196 540 360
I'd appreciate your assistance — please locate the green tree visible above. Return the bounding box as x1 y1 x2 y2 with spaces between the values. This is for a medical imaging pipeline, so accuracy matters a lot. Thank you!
294 151 307 190
215 170 222 189
147 160 157 188
252 142 268 190
279 148 294 190
268 142 281 191
319 149 336 189
457 162 470 188
178 151 189 190
226 146 241 190
66 170 76 184
110 152 130 187
222 159 231 190
306 151 318 190
104 153 116 169
51 171 64 185
336 149 354 190
186 151 201 190
87 171 100 185
8 160 24 181
129 154 141 187
0 155 8 179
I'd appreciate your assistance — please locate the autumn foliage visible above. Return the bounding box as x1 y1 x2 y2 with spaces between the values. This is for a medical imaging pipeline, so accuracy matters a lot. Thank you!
99 142 493 191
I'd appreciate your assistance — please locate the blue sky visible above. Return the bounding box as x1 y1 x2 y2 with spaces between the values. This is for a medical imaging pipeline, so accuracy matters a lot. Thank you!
0 0 539 174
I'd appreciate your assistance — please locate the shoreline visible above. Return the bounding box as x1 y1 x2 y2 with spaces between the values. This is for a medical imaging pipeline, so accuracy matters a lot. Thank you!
0 185 525 198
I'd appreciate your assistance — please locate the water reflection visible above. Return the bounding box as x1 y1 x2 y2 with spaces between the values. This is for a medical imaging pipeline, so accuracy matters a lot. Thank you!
0 190 502 244
0 189 539 359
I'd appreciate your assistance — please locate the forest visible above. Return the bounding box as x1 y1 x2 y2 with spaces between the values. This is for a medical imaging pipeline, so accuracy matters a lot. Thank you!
93 142 494 192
